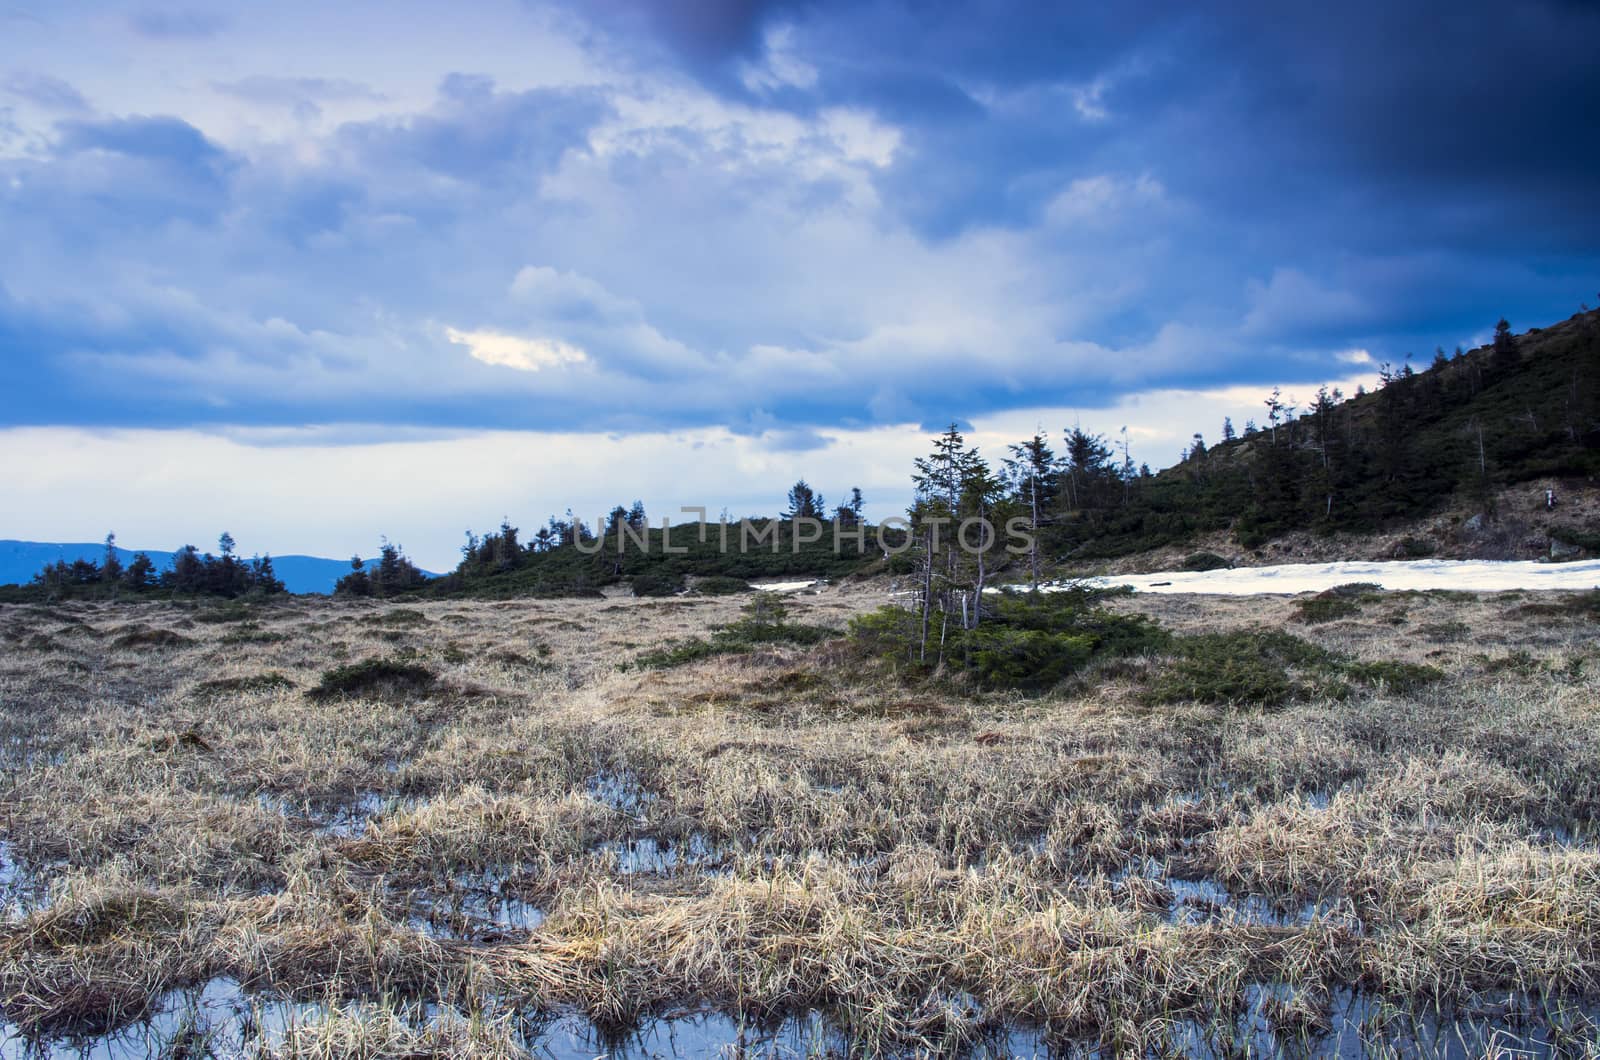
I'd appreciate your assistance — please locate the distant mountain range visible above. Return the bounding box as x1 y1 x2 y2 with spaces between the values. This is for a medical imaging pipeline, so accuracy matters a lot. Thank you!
0 540 435 595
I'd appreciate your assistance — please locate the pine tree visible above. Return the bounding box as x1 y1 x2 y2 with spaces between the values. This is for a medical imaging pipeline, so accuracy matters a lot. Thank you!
1004 432 1057 588
1491 318 1518 375
102 533 124 586
125 553 155 591
786 480 824 520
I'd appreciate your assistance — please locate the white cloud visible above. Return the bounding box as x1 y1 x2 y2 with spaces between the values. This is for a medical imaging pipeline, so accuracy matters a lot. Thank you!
1242 268 1368 337
444 326 587 371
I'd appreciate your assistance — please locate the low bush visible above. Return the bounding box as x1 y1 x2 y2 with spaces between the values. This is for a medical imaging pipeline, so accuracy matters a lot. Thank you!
849 588 1168 691
630 572 685 597
635 593 833 668
1396 535 1437 558
1180 552 1230 572
309 658 438 699
1342 660 1445 692
1148 630 1332 708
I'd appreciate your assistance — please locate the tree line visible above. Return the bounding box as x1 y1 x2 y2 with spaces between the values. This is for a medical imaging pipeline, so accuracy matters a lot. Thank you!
29 533 286 598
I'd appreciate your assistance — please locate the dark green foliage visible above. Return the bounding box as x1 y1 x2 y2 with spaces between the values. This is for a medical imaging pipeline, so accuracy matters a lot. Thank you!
309 658 438 699
1478 649 1547 676
1292 583 1382 623
1342 660 1445 692
430 517 897 600
850 588 1168 691
1515 589 1600 620
1180 552 1230 571
1148 630 1332 707
1396 536 1437 558
634 593 834 668
630 572 685 597
1291 596 1359 624
1150 629 1441 707
219 623 291 645
1551 530 1600 553
24 534 283 600
959 625 1095 690
693 576 752 595
336 542 428 598
1031 312 1600 559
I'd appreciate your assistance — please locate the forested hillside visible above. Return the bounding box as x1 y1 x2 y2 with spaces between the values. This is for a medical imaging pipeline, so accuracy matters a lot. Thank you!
1034 310 1600 561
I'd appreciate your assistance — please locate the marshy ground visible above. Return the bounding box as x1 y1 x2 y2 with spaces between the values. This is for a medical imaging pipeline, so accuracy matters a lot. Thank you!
0 583 1597 1057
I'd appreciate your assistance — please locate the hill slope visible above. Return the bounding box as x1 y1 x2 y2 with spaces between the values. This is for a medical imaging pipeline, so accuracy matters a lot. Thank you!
1038 309 1600 565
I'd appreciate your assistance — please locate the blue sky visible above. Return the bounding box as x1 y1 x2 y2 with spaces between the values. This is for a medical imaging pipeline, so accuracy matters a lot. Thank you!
2 0 1597 567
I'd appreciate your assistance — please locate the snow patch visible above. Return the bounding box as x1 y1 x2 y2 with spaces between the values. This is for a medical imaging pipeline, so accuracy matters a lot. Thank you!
1069 559 1600 596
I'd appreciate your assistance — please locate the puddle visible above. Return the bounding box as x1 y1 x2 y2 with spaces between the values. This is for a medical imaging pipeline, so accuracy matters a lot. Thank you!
597 833 724 875
586 768 656 818
5 978 1596 1059
1164 985 1600 1059
0 838 52 918
254 790 405 837
524 1007 1039 1058
400 866 547 942
1110 858 1351 930
1165 875 1347 929
0 976 323 1059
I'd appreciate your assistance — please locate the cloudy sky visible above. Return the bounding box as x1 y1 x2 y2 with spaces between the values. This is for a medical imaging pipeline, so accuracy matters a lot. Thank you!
2 0 1597 568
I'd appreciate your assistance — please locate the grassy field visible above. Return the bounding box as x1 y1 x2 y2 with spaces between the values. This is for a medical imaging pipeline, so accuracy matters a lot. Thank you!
0 583 1597 1057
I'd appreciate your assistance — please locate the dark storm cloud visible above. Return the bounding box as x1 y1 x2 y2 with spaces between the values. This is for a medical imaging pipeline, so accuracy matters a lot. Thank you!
1 0 1597 437
572 0 1600 254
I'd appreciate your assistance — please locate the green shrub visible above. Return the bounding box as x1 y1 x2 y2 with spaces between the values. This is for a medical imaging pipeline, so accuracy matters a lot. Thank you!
1150 651 1293 707
1552 531 1600 553
310 658 437 699
630 572 685 597
848 589 1168 690
1416 620 1470 641
1180 552 1230 572
1149 630 1332 708
961 625 1095 690
1396 536 1437 558
220 622 291 644
1517 590 1600 620
634 593 833 669
1292 595 1360 624
1343 660 1445 692
635 637 723 668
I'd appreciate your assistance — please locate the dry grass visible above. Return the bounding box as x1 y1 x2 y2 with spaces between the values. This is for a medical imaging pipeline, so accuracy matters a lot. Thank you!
0 584 1597 1055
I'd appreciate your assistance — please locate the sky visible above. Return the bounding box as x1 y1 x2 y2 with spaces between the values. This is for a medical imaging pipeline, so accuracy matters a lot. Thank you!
2 0 1597 570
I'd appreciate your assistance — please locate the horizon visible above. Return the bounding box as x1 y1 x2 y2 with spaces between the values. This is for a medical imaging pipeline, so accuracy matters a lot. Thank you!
3 1 1598 571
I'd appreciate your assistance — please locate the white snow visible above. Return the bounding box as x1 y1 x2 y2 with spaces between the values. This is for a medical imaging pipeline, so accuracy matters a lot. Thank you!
1066 559 1600 596
750 579 818 593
